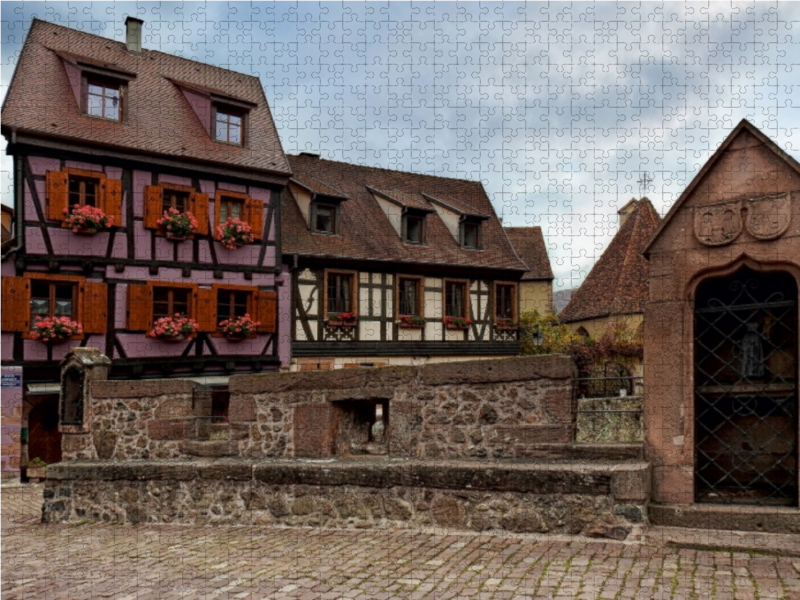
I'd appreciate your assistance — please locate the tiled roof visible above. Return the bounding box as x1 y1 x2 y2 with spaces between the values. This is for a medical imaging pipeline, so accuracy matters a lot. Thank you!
559 199 662 323
282 154 528 272
503 227 554 281
368 188 432 211
292 176 349 200
1 19 290 176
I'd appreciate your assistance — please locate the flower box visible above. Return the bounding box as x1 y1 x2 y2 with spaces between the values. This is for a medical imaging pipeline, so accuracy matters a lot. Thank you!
30 316 83 342
444 317 473 330
326 312 358 327
63 204 113 234
158 208 198 240
397 316 426 329
150 314 198 341
219 315 260 340
494 319 518 331
216 217 254 250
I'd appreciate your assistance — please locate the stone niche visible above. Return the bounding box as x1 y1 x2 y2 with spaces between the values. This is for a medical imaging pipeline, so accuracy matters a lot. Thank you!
59 348 111 437
334 400 388 456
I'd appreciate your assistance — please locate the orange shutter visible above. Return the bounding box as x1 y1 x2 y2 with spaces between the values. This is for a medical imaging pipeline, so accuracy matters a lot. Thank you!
45 170 69 221
192 192 210 235
255 290 277 333
247 198 264 241
80 281 108 334
197 287 217 332
101 178 123 228
127 284 152 331
143 186 163 229
1 276 31 332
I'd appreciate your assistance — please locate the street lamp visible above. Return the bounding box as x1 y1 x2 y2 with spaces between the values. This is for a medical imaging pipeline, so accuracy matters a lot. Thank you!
531 326 544 348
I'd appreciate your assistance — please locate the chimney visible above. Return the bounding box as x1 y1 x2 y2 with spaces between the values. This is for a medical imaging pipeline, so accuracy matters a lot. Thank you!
618 198 638 229
125 16 144 54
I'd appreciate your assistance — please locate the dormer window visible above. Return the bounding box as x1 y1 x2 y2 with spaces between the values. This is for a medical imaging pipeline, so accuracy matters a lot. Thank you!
460 220 481 249
403 212 426 244
311 202 338 235
214 105 244 145
85 77 123 121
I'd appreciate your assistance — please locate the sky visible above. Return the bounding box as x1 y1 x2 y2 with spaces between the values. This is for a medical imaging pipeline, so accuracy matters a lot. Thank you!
2 1 800 292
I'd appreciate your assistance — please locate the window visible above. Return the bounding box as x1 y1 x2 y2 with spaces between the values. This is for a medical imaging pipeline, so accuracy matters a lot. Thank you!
404 214 425 244
30 280 77 321
85 78 122 121
218 195 245 224
216 289 251 326
398 277 421 316
152 286 191 320
313 203 337 234
327 272 354 314
495 283 516 320
445 281 468 318
214 106 244 145
162 188 191 214
68 175 100 208
461 220 481 249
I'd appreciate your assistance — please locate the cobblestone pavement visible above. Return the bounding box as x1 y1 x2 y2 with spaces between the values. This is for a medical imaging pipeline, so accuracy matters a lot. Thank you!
3 484 800 599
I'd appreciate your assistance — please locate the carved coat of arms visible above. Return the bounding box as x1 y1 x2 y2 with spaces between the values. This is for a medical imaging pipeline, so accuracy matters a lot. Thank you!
694 202 742 246
745 193 792 240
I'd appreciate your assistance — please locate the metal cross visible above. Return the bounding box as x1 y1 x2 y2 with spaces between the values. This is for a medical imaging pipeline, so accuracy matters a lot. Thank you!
637 172 653 197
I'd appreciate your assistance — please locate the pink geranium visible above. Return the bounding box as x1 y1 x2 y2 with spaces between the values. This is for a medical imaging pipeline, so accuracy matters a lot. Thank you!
30 316 83 341
215 217 254 250
157 208 198 238
219 314 260 338
63 204 113 232
149 313 198 340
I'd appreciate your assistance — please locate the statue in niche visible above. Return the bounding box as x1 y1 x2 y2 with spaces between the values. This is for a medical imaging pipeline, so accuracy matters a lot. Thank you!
738 321 765 378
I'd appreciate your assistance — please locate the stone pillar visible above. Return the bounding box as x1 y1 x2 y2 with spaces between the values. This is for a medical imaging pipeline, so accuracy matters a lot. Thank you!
59 348 111 461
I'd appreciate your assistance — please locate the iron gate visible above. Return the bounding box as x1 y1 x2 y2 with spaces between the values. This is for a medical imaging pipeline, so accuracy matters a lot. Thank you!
694 267 798 505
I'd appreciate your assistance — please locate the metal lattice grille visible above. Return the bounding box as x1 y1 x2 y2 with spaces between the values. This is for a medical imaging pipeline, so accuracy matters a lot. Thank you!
694 268 798 506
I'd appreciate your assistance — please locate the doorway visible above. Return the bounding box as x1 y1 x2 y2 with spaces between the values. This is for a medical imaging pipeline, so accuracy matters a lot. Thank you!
694 267 798 505
27 395 62 467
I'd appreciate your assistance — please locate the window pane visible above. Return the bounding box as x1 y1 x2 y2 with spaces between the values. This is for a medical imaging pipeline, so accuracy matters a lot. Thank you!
54 284 73 300
216 291 231 323
54 300 73 317
172 289 190 315
316 206 334 233
446 283 463 317
106 86 120 99
233 292 249 317
105 100 120 121
30 298 49 318
87 93 103 116
229 114 242 126
231 201 242 220
88 83 104 95
406 217 422 243
219 202 228 223
400 279 417 315
229 123 241 144
463 223 478 248
215 121 228 141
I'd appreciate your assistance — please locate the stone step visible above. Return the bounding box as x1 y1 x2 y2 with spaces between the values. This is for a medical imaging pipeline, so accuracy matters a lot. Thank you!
647 526 800 557
649 503 800 535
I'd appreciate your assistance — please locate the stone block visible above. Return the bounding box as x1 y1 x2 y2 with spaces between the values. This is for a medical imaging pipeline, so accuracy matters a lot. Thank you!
92 430 117 459
197 461 252 480
611 464 651 502
230 365 416 394
651 464 693 504
228 397 256 422
62 434 93 453
293 404 336 458
489 425 571 446
431 496 466 528
148 419 191 441
388 401 422 457
420 355 574 386
92 379 198 399
180 440 234 457
155 397 193 419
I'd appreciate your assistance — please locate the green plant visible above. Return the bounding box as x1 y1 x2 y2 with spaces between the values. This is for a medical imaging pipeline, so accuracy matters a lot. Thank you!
27 457 47 468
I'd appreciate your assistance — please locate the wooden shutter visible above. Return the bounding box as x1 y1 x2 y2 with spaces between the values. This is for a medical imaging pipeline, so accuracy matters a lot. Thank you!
197 287 217 332
80 281 108 334
126 284 152 331
192 192 210 235
247 198 264 241
1 276 30 332
143 186 162 229
255 290 277 333
101 178 123 228
45 170 69 221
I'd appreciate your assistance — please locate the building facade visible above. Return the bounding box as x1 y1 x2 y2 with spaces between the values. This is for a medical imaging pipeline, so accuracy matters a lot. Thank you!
644 120 800 509
282 154 542 370
0 18 291 478
503 227 554 315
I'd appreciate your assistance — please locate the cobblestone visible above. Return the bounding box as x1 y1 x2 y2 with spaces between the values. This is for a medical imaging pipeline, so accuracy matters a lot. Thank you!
3 485 800 599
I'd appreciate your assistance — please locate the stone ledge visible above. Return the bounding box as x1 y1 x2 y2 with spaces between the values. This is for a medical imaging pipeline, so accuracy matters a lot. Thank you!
649 503 800 534
91 379 202 399
46 458 649 500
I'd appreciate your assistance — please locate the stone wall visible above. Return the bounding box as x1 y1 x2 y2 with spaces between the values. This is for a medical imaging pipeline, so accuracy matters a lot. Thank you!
69 355 576 461
43 458 650 540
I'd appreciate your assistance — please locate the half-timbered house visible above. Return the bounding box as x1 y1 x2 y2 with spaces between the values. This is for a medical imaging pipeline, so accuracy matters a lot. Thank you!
0 18 291 476
282 153 540 370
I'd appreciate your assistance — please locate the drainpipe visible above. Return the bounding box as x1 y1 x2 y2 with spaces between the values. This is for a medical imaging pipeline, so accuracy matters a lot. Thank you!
2 139 24 261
